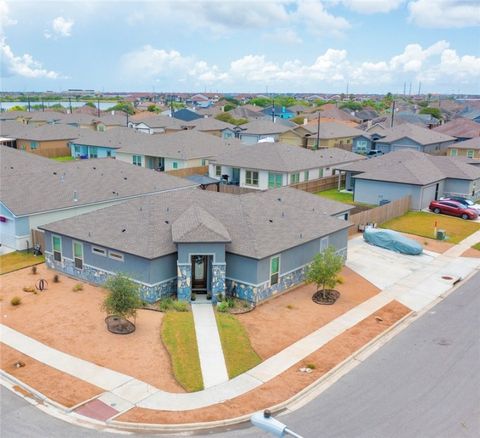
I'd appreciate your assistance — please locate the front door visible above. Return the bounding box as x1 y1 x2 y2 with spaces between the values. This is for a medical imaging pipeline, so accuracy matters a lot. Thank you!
232 168 240 184
191 255 207 291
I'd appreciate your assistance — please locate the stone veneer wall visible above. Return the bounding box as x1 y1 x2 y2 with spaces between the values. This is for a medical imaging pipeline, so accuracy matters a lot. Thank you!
177 263 192 301
45 253 177 303
211 263 226 303
226 265 307 304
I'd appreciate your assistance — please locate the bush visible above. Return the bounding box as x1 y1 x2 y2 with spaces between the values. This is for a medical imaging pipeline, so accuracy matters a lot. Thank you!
217 301 229 313
11 296 22 306
172 301 189 312
72 283 84 292
22 286 35 293
102 274 141 321
158 297 174 312
31 266 37 275
226 298 235 308
306 363 316 370
53 274 60 283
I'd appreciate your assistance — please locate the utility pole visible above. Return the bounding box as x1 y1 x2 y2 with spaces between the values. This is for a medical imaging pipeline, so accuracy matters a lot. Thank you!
69 97 72 114
315 109 321 150
417 81 422 96
41 98 45 112
390 100 396 128
346 82 349 97
97 97 100 117
403 82 406 96
271 96 275 123
27 96 31 112
408 82 412 96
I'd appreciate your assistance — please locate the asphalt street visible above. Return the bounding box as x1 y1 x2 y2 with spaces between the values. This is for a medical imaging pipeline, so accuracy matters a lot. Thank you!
2 271 479 438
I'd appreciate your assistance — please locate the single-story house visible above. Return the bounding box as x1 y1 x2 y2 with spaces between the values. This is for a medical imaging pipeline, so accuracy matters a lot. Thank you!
0 147 196 250
302 121 370 151
370 123 455 155
433 118 480 142
128 115 185 134
39 187 352 304
260 105 295 120
115 130 241 171
335 149 480 209
448 138 480 159
209 142 364 189
234 120 304 145
0 121 80 157
184 118 236 139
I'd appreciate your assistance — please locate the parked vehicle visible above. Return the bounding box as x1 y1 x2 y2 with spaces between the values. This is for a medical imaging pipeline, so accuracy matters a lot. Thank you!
366 150 384 158
429 200 478 220
363 228 423 255
440 196 480 211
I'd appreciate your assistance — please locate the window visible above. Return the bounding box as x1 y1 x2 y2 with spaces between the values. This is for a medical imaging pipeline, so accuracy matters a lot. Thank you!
215 165 222 176
89 147 98 159
245 170 259 186
268 172 283 189
304 170 309 181
133 155 142 166
172 162 178 169
107 150 111 157
30 141 39 150
109 251 124 262
290 173 300 184
92 246 106 256
467 150 475 159
320 237 329 252
270 255 280 286
450 149 457 157
74 145 80 155
319 168 324 178
201 159 206 166
73 241 83 270
52 235 62 262
356 140 368 152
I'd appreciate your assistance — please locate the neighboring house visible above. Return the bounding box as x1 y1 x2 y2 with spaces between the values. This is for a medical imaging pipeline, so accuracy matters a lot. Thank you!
128 115 185 134
69 127 148 159
0 121 80 157
116 130 240 171
433 118 480 142
209 142 364 189
189 94 211 108
24 111 128 131
335 149 480 209
0 147 196 250
184 118 236 139
304 104 361 126
172 108 202 122
354 109 379 122
448 138 480 159
260 105 295 119
303 121 370 151
458 108 480 123
370 123 455 155
229 106 267 121
395 111 440 128
39 187 352 304
234 120 303 145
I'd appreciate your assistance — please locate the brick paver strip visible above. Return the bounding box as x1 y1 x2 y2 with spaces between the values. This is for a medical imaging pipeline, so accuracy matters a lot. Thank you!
74 399 119 421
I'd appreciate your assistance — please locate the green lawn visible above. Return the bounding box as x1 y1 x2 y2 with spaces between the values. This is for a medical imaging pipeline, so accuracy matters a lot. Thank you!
472 242 480 251
160 312 203 392
215 312 262 379
315 188 354 204
0 251 45 275
52 156 74 162
381 211 480 244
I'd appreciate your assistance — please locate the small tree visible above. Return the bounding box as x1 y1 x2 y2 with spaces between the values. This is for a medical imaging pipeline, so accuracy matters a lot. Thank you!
305 246 343 300
102 274 141 322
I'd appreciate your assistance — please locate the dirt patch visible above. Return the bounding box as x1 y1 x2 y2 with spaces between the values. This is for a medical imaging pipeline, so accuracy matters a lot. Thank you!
236 266 379 360
1 343 102 408
0 264 184 393
117 300 411 424
400 232 455 254
461 247 480 258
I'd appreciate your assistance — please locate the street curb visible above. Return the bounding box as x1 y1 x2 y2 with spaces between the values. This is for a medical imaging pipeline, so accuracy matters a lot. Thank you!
2 267 478 433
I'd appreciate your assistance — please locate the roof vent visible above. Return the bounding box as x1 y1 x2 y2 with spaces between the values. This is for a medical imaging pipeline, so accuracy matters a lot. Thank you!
300 233 303 238
53 171 57 175
165 220 169 224
124 177 127 180
269 219 273 223
277 197 282 202
121 228 126 233
73 191 78 202
282 212 285 217
93 166 96 170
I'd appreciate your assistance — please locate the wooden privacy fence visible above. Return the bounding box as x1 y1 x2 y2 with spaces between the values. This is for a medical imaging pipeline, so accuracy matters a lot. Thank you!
348 196 411 235
290 173 345 194
166 165 208 178
31 229 45 251
205 184 257 194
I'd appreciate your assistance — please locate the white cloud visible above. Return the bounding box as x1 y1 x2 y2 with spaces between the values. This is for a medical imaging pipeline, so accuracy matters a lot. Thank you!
295 0 351 36
44 16 74 39
0 37 62 79
262 29 303 45
340 0 404 14
408 0 480 28
0 0 17 27
390 40 449 72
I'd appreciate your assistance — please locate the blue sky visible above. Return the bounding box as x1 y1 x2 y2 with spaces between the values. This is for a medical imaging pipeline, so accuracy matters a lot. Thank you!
1 0 479 94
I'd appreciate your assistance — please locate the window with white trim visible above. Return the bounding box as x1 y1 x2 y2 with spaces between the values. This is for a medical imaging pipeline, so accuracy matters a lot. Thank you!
108 251 124 262
450 149 457 157
245 170 259 187
304 170 309 181
215 165 222 176
52 235 62 262
320 236 329 252
467 150 474 159
92 246 106 256
270 255 280 286
132 155 142 166
73 241 84 270
290 173 300 184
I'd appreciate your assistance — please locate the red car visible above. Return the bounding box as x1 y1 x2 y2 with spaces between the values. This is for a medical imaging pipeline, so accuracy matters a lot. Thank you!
429 200 478 220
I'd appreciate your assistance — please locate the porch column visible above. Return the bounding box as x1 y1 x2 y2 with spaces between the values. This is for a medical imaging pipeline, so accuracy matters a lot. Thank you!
211 263 226 304
177 262 192 301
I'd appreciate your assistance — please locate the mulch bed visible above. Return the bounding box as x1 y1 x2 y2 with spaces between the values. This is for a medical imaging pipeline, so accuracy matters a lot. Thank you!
312 289 340 305
105 316 135 334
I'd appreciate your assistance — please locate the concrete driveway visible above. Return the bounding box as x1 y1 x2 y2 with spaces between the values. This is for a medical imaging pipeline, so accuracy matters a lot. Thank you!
346 235 439 290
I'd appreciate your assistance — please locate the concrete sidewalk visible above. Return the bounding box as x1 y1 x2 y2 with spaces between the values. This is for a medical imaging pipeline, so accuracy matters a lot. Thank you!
191 303 229 388
1 232 479 416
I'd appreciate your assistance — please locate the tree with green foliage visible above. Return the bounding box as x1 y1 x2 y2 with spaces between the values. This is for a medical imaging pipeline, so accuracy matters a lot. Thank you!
305 246 343 300
107 102 135 115
247 97 271 107
340 101 363 111
8 105 27 112
291 116 307 125
102 274 142 322
147 104 157 112
223 103 236 112
215 112 248 125
85 101 96 108
419 107 442 120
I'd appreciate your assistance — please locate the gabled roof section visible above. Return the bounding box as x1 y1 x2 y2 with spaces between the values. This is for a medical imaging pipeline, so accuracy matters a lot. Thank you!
374 123 455 145
239 120 293 135
172 205 231 243
433 118 480 139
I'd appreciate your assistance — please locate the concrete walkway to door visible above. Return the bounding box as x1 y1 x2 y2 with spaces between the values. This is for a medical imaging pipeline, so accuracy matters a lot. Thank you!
191 303 229 389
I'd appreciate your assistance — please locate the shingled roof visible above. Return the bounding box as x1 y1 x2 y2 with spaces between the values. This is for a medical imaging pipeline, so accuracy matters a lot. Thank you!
374 123 455 145
39 187 351 260
432 118 480 139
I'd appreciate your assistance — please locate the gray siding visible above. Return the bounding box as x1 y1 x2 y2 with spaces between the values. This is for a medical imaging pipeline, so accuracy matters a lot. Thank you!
444 179 474 197
225 253 259 284
419 182 443 210
354 179 423 209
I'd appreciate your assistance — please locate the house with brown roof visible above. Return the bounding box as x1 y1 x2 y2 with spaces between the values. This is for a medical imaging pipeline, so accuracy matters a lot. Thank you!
433 118 480 142
302 121 370 151
39 187 352 304
448 137 480 159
